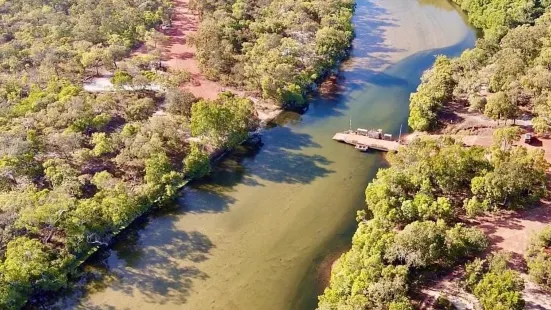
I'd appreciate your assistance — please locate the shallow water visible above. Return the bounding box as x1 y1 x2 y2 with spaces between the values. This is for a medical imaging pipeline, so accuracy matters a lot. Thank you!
69 1 476 309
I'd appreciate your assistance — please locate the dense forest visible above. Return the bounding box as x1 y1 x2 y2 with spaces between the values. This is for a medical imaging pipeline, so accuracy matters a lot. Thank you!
318 135 548 309
0 0 262 308
409 0 551 131
189 0 355 107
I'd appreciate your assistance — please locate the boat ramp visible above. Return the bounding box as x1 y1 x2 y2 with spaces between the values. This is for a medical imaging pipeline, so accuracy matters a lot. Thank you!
333 129 401 152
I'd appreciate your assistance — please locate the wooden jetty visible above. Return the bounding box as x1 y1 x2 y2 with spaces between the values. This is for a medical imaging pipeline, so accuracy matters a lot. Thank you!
333 130 401 152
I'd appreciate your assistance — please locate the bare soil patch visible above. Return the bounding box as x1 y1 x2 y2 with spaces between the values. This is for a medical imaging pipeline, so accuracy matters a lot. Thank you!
415 104 551 309
156 0 282 123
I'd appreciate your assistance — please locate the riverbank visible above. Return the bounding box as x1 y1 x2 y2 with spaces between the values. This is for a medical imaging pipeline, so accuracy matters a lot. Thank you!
59 1 476 309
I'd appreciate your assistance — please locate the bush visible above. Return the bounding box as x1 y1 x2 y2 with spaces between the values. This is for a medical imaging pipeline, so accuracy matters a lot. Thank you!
165 88 197 117
474 270 525 310
183 143 211 178
526 227 551 289
435 294 456 310
463 253 525 310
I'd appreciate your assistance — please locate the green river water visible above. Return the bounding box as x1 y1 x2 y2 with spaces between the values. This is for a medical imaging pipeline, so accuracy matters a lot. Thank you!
67 1 476 309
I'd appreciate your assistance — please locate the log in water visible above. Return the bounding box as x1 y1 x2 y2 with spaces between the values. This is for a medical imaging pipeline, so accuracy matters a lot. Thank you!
65 1 476 309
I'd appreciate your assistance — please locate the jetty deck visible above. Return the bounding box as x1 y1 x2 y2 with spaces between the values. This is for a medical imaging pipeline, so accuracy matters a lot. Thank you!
333 132 401 152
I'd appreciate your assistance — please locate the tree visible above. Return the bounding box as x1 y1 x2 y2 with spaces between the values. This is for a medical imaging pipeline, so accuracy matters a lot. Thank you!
183 143 211 178
525 226 551 289
112 70 133 87
471 147 548 209
191 93 255 148
125 97 156 121
385 221 448 268
81 46 104 76
144 152 183 205
165 88 197 117
492 126 521 151
474 270 525 310
532 117 551 136
484 92 518 122
91 132 115 156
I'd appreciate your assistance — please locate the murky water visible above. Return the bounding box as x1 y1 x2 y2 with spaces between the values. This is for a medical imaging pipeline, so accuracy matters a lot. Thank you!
68 1 475 309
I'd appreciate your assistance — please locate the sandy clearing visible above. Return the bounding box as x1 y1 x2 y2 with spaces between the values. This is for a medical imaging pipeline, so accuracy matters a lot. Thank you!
418 190 551 309
159 0 226 100
158 0 283 124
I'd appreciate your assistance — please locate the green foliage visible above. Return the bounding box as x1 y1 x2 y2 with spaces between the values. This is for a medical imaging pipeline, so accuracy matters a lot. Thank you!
319 139 499 309
320 134 549 309
191 0 354 106
366 138 489 225
125 97 156 121
183 143 211 179
165 88 197 117
0 0 260 305
408 56 455 131
144 152 184 205
492 126 521 150
464 258 486 291
435 294 456 310
389 299 415 310
111 70 133 86
385 220 448 267
446 224 489 262
525 226 551 289
0 237 70 309
471 147 548 210
91 132 115 156
462 253 525 310
474 270 525 310
409 1 551 133
532 116 551 136
191 92 255 148
484 92 518 121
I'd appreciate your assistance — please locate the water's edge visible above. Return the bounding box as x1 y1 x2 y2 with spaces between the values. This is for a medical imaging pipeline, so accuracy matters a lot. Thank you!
61 1 476 309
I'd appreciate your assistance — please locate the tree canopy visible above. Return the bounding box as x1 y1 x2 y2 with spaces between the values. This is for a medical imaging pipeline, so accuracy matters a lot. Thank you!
190 0 355 107
408 0 551 131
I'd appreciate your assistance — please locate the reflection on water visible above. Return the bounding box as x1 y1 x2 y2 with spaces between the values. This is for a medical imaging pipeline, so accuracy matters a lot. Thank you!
62 0 476 309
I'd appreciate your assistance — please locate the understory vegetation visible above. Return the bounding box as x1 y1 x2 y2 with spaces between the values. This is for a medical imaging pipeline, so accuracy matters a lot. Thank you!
463 253 525 310
526 227 551 289
318 137 548 308
0 0 257 308
409 0 551 131
190 0 355 107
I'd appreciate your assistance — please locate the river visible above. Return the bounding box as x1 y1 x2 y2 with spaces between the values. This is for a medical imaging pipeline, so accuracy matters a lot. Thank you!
65 0 476 309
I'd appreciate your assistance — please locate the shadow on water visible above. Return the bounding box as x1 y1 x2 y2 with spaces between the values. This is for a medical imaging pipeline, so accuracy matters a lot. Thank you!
61 1 476 309
290 22 476 310
68 125 335 309
74 210 214 309
182 125 334 213
348 0 405 70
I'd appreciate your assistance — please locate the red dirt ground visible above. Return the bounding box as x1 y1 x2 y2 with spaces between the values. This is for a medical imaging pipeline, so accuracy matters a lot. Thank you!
159 0 235 100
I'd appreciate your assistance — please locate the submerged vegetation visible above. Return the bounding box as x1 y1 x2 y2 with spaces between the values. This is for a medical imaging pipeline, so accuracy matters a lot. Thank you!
190 0 355 108
318 137 548 308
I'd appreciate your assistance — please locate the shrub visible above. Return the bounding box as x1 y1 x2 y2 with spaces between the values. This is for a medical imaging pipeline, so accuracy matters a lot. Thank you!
526 227 551 289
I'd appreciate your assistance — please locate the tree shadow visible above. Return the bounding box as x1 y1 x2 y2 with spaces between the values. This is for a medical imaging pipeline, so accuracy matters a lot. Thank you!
346 0 404 70
71 213 214 307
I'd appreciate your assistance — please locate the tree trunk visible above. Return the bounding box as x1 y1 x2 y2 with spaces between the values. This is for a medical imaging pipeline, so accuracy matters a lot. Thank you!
45 227 55 244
